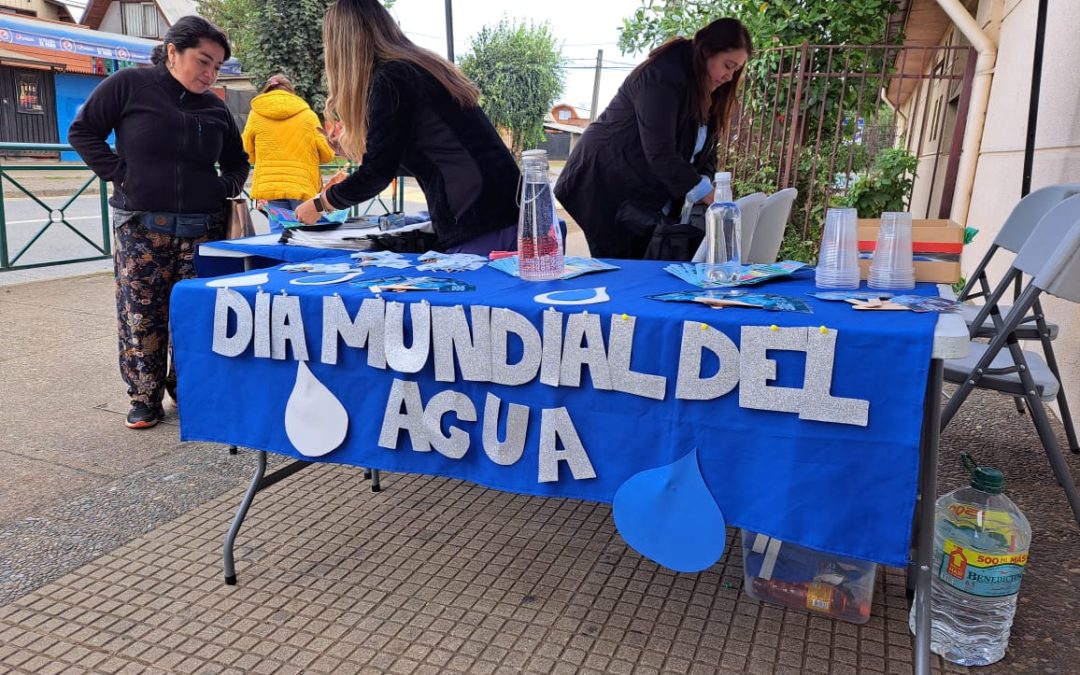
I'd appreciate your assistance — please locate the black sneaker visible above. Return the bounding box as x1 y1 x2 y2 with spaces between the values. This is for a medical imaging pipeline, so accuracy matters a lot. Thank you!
165 376 177 403
126 401 163 429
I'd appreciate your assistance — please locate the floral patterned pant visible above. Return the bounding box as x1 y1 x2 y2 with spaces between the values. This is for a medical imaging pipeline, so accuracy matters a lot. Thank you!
112 209 221 405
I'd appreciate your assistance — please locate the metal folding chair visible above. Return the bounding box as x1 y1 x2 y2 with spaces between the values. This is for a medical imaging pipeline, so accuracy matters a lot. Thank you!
744 187 798 264
941 197 1080 527
956 184 1080 452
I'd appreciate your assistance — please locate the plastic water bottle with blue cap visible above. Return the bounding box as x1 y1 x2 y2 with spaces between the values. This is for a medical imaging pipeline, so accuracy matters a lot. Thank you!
704 171 741 283
909 454 1031 665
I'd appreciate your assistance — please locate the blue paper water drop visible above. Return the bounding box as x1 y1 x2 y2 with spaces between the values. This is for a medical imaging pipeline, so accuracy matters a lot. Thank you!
612 448 726 573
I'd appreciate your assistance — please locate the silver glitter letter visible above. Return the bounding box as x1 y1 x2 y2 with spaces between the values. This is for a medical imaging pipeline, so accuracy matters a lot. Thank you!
378 379 431 451
559 312 612 389
212 288 251 357
481 393 529 466
739 326 808 414
490 308 541 386
608 315 666 400
423 390 477 459
253 291 271 358
675 321 740 400
432 305 492 383
321 296 386 368
271 294 308 361
538 407 596 483
385 301 431 374
799 329 870 426
540 309 564 387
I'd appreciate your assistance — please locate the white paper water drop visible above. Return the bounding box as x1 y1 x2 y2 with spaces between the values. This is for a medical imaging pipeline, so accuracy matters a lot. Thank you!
289 271 365 286
206 272 270 288
284 361 349 457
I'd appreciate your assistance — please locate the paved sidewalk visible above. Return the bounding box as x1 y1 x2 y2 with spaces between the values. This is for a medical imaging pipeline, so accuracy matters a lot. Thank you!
0 272 1077 674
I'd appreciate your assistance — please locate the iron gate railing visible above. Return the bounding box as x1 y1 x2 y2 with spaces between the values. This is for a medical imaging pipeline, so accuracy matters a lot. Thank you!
1 143 404 272
0 143 111 271
721 42 976 257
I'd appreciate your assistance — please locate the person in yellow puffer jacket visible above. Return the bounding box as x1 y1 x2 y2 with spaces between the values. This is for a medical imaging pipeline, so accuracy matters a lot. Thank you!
242 74 335 230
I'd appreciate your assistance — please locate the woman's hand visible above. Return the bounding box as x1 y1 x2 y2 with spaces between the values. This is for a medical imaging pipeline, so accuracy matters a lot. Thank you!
295 198 321 225
697 189 715 206
323 169 348 190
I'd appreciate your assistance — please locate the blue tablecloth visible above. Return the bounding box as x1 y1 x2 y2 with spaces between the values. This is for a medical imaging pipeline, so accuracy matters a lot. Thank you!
195 236 352 277
171 257 938 567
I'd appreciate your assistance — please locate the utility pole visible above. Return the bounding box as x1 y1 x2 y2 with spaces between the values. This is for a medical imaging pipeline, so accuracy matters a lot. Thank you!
444 0 455 63
589 49 603 121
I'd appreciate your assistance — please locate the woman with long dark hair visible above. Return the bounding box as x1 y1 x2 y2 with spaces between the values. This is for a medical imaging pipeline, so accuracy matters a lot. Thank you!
554 18 752 259
294 0 520 254
69 16 249 428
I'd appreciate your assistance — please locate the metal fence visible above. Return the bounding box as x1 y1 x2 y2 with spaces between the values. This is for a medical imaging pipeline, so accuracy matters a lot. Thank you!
721 42 976 252
1 143 404 272
0 143 111 271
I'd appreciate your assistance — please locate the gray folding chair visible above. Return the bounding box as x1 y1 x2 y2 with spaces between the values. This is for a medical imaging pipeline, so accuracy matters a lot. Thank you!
957 184 1080 452
691 192 766 263
941 198 1080 527
744 187 798 264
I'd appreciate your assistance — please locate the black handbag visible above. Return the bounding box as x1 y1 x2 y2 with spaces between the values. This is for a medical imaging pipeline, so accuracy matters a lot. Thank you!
641 203 706 262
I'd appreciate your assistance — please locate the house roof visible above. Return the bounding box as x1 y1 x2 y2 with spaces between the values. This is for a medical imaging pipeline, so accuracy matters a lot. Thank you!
543 121 587 135
83 0 198 29
42 0 77 23
886 0 953 107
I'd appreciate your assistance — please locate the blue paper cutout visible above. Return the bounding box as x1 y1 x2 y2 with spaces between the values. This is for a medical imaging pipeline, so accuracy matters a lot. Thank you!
612 448 727 572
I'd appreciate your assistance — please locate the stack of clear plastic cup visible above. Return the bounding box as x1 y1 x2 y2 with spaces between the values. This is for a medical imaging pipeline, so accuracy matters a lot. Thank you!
815 207 861 289
868 211 916 290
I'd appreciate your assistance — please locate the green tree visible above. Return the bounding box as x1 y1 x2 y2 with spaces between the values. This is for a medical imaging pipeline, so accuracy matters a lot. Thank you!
618 0 900 134
459 20 565 157
197 0 260 69
245 0 334 110
201 0 397 111
618 0 899 55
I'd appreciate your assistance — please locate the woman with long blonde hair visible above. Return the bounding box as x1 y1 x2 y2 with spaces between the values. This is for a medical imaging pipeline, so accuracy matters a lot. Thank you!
295 0 520 253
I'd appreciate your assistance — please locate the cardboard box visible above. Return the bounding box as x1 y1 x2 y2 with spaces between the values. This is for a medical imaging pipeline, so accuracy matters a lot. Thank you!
857 218 963 284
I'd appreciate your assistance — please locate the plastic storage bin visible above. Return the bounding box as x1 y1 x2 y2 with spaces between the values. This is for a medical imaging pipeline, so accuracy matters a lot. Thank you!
741 530 877 624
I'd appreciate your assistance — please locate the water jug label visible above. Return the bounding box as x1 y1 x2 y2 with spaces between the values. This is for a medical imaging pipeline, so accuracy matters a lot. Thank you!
937 539 1027 597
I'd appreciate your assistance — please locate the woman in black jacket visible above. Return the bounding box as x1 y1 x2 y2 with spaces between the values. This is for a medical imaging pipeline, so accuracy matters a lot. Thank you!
69 16 249 428
554 18 752 260
295 0 520 254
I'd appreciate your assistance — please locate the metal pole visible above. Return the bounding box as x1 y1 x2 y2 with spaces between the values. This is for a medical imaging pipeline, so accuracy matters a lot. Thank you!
590 49 604 121
444 0 455 63
1021 0 1048 197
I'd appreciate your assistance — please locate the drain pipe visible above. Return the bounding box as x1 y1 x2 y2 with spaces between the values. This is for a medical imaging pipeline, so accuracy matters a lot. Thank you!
936 0 997 227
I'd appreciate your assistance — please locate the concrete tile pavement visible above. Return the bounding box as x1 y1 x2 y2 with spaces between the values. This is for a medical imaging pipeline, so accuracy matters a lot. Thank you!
0 270 1077 674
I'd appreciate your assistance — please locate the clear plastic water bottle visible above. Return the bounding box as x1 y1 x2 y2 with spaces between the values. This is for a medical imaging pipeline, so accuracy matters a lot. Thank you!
909 455 1031 666
517 149 564 281
704 171 741 283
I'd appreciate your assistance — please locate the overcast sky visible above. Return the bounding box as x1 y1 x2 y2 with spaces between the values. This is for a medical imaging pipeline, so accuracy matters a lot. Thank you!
389 0 650 115
60 0 650 115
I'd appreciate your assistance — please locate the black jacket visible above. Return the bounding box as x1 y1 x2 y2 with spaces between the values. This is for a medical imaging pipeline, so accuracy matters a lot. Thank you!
326 60 520 250
69 64 249 214
554 41 718 259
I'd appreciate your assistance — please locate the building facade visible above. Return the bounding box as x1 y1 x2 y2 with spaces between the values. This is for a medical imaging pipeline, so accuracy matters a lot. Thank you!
898 0 1080 429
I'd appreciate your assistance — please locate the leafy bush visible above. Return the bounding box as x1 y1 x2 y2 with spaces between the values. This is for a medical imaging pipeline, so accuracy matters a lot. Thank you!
840 147 918 217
